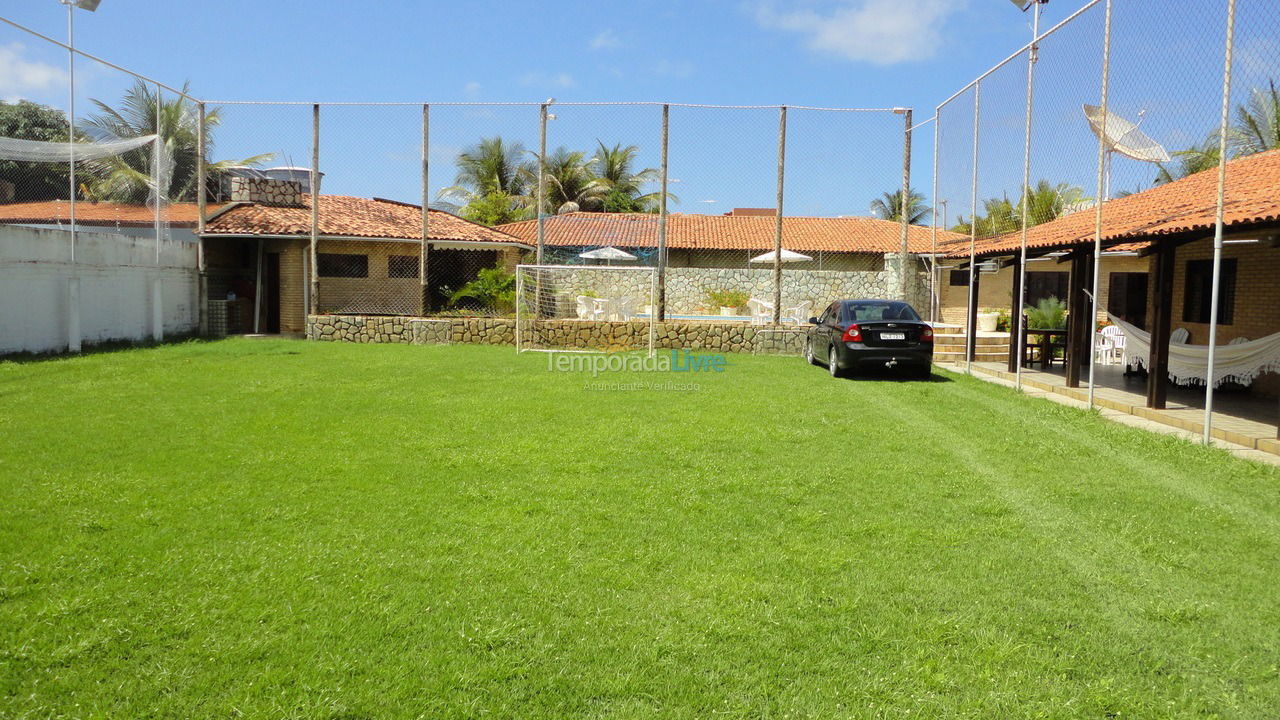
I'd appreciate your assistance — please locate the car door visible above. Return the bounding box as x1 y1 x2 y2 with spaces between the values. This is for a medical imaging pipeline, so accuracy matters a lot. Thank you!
809 303 834 355
819 302 841 349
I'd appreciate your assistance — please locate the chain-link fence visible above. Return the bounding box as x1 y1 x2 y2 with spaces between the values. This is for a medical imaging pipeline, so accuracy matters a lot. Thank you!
3 0 1278 445
930 0 1280 442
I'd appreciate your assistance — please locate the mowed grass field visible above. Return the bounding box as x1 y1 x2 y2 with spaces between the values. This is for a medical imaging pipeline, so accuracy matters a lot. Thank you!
2 339 1280 718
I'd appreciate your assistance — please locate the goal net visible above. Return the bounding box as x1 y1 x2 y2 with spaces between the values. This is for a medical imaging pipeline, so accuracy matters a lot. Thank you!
515 264 657 355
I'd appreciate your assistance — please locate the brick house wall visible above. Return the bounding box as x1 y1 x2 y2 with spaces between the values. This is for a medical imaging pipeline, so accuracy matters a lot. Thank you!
1145 237 1280 396
938 254 1149 325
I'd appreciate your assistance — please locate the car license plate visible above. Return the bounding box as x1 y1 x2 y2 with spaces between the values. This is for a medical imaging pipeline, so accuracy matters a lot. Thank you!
880 332 906 340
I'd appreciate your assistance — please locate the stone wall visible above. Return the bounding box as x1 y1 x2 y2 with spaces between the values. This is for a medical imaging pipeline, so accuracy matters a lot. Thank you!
307 315 806 355
540 255 929 316
229 177 304 207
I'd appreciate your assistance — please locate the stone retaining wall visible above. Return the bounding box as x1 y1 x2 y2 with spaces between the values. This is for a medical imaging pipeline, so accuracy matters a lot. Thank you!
540 256 929 315
307 315 805 355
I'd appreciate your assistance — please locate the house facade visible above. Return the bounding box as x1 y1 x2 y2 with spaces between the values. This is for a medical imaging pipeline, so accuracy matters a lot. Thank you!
200 179 530 334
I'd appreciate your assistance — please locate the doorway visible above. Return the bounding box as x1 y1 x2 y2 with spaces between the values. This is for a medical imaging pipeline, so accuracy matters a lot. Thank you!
264 252 281 333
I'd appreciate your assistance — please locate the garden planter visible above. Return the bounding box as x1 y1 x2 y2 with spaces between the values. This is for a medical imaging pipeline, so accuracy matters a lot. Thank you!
976 312 1000 332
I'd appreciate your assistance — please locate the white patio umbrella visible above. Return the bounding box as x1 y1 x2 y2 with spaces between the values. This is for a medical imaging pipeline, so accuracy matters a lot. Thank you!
579 246 637 265
749 248 813 264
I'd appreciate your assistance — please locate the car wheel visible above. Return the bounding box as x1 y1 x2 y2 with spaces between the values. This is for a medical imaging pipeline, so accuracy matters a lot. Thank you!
805 340 819 366
828 344 844 378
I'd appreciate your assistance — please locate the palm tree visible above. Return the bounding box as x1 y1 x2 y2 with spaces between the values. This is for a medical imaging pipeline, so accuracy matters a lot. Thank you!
587 141 669 212
439 136 535 205
1155 133 1222 185
438 136 538 224
869 188 930 224
538 146 604 214
951 196 1017 237
1230 79 1280 157
1022 180 1086 225
80 80 271 203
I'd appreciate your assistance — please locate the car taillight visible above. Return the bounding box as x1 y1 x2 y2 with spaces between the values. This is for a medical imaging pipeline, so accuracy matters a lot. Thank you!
841 324 863 342
919 326 934 343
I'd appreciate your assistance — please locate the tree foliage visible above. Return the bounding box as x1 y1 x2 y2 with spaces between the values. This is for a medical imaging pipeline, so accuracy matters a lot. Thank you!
0 100 72 202
869 188 930 225
80 80 271 203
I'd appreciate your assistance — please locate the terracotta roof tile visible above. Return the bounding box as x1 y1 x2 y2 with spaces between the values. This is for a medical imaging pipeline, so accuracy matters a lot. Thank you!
203 195 528 246
953 149 1280 258
0 200 213 227
497 213 961 254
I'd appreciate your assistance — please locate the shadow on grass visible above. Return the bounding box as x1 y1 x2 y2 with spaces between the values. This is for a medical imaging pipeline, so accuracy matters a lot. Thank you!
840 369 954 383
0 334 219 365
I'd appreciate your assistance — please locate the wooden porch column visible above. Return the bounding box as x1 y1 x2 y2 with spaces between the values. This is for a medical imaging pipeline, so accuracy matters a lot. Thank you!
967 267 981 362
1066 251 1093 387
1147 241 1175 408
1007 254 1023 372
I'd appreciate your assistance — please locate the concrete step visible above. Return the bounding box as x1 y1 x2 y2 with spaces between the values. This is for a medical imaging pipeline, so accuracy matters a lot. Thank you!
934 350 1009 362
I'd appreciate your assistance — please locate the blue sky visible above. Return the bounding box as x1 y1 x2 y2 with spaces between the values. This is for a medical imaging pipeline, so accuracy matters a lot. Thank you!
1 1 1273 220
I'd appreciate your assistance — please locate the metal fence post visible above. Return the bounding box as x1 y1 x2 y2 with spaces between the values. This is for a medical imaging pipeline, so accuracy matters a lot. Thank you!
1204 0 1239 444
197 101 208 336
898 107 913 304
965 83 982 374
772 105 787 325
535 102 548 317
1014 9 1042 390
66 7 79 352
658 103 669 321
930 111 940 323
1086 0 1114 409
421 103 430 317
310 103 320 317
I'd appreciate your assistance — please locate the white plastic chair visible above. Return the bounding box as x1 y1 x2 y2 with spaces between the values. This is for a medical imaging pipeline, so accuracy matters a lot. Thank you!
1171 327 1190 344
782 300 813 325
1228 336 1250 345
747 298 773 325
1099 325 1125 364
614 296 638 321
575 295 598 320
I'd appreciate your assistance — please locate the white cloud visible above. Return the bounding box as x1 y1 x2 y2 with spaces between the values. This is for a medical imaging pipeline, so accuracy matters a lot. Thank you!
753 0 963 66
520 71 576 89
0 43 69 103
590 29 621 50
463 81 482 99
655 60 694 78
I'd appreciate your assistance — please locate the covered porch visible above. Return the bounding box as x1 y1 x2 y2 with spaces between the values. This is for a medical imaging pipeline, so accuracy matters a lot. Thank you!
960 361 1280 456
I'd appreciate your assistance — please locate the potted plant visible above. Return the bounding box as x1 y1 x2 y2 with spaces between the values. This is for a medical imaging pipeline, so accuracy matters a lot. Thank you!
976 307 1001 333
706 289 749 316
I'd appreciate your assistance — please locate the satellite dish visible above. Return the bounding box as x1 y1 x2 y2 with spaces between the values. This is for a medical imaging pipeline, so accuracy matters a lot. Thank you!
1083 104 1170 200
1083 105 1171 162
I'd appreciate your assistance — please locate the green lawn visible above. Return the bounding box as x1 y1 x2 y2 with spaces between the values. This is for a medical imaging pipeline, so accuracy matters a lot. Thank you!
2 339 1279 718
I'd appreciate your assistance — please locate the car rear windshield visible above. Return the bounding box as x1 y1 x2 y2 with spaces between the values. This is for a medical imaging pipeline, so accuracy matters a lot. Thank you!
843 302 920 322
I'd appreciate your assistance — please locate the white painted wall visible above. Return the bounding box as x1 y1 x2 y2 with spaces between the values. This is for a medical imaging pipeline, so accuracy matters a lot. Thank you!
0 225 198 354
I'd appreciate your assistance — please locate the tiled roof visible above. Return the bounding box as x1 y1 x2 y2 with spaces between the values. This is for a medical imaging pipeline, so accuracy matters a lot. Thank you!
203 195 528 246
497 213 960 254
0 200 213 227
953 149 1280 258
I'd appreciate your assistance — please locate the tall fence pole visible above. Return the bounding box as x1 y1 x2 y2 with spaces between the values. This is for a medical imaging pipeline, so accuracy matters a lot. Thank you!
309 103 320 317
965 83 982 374
537 103 548 266
772 105 787 325
420 103 430 316
65 3 79 352
898 107 913 303
930 111 940 323
1203 0 1238 444
196 102 208 335
153 84 164 342
657 104 669 322
1086 0 1114 409
1013 4 1042 390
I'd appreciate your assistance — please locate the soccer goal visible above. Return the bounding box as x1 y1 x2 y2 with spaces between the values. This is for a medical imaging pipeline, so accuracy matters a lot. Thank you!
515 264 657 355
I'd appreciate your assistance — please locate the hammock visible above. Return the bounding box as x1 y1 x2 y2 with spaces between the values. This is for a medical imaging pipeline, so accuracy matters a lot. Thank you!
0 134 157 162
1108 314 1280 387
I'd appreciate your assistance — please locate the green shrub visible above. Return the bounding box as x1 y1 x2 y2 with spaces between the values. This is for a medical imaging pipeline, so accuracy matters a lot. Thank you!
1025 297 1067 329
449 266 516 313
706 289 750 308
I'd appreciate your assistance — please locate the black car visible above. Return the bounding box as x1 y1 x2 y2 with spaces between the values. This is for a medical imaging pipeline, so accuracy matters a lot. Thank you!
804 299 933 379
